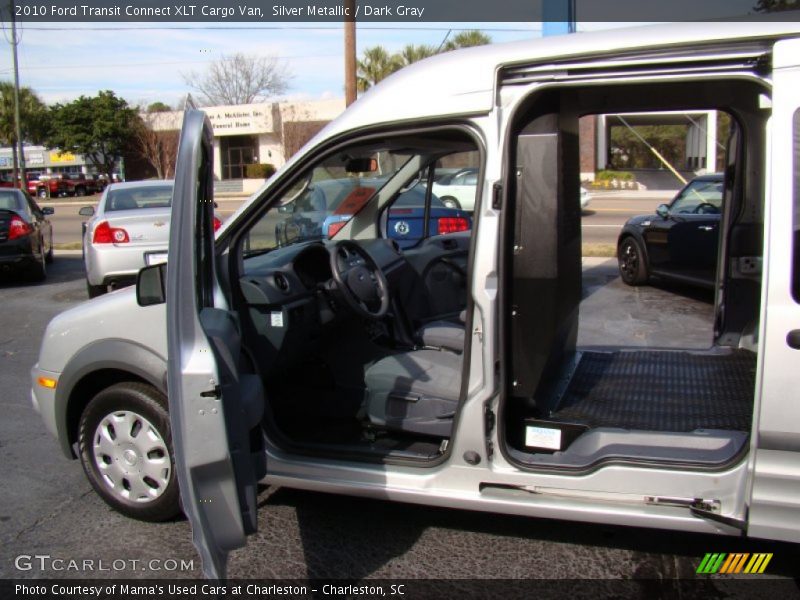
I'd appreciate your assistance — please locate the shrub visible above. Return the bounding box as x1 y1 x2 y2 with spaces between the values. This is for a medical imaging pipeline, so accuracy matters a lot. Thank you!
595 170 635 182
245 163 276 179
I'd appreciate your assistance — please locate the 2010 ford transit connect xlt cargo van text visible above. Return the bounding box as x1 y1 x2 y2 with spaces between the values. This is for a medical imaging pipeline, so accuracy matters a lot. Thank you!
31 22 800 578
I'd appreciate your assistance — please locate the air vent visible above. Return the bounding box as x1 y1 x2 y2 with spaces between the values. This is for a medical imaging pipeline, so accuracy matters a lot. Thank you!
273 273 291 294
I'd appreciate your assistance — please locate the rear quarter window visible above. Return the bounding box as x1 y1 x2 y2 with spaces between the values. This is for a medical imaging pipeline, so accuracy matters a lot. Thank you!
0 191 24 212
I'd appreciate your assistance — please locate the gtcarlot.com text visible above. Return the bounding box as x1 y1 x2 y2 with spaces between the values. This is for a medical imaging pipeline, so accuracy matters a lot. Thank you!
14 554 195 572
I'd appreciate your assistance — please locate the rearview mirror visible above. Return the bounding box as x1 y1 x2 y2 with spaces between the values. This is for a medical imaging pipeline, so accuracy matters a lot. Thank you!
656 204 670 219
136 263 166 306
41 206 54 215
345 158 378 173
78 206 95 217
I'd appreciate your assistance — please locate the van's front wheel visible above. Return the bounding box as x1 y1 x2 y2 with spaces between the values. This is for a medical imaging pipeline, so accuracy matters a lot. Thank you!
78 382 180 522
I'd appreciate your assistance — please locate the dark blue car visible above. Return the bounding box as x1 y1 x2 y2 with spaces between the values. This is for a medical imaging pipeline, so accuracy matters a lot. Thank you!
276 178 471 249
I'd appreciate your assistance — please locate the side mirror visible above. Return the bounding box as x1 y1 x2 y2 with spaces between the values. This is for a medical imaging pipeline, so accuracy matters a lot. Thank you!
136 263 166 306
656 204 670 219
41 206 54 215
78 206 95 217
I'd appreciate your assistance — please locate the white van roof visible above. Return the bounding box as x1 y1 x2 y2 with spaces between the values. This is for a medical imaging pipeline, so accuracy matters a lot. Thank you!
322 21 800 138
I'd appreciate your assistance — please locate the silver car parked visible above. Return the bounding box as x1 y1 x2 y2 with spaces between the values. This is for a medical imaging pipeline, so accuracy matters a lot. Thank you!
80 181 176 297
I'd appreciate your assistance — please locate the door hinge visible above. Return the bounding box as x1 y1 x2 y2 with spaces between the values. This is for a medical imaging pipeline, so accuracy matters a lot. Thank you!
492 183 503 210
485 407 496 434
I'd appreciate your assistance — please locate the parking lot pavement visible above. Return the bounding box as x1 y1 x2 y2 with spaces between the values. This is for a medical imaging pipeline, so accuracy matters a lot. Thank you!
1 254 798 584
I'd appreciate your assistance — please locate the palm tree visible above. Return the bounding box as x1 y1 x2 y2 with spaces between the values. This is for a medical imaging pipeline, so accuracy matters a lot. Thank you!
400 44 437 66
0 82 49 184
443 30 492 51
356 46 403 92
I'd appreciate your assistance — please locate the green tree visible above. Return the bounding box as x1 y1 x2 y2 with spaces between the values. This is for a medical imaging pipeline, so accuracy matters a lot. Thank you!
442 30 492 51
357 31 492 92
356 46 403 92
0 82 49 179
400 44 437 66
146 101 172 112
47 91 137 178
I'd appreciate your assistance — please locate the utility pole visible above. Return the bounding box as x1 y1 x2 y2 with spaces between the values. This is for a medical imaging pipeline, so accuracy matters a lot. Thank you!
344 0 356 106
10 0 26 188
542 0 576 36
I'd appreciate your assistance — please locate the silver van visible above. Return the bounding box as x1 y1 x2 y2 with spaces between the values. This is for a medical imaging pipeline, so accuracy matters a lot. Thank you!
31 22 800 578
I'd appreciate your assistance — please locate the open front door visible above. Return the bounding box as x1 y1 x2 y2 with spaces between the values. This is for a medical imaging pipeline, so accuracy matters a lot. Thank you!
748 37 800 543
167 108 265 578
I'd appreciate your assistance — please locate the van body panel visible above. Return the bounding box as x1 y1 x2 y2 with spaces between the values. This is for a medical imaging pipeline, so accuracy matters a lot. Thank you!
748 36 800 543
31 23 800 578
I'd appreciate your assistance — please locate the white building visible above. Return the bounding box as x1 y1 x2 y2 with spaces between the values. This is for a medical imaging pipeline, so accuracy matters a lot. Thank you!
149 99 345 190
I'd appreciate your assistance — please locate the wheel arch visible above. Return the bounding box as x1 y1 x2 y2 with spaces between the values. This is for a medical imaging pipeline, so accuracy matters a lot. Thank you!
56 340 167 459
617 227 650 263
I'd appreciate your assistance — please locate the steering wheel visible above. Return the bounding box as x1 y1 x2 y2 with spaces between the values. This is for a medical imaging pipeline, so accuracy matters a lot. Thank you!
329 240 390 318
692 202 719 214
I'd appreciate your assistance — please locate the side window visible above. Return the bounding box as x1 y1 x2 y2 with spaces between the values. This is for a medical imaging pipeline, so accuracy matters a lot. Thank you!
384 152 477 249
26 195 43 218
793 108 799 303
670 179 724 214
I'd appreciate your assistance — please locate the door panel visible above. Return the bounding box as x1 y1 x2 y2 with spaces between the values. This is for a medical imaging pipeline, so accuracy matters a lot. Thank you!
400 233 470 323
166 107 265 578
748 37 800 543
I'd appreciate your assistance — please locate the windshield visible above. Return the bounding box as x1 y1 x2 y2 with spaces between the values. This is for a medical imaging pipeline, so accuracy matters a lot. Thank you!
245 146 416 254
105 185 173 211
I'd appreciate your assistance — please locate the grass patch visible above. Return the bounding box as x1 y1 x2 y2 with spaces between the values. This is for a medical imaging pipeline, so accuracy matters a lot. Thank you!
54 242 83 250
582 243 616 257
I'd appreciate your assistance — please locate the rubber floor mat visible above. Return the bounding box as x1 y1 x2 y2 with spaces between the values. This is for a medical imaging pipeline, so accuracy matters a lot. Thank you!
550 350 756 431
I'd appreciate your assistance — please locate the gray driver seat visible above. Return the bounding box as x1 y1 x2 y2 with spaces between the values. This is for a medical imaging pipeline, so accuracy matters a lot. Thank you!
364 349 463 437
414 310 467 353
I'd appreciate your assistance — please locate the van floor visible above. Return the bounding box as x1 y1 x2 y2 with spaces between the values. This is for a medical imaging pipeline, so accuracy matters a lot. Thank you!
546 349 757 432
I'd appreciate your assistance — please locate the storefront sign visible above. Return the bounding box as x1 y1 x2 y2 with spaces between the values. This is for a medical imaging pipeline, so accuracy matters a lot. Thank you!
205 103 273 136
50 151 77 163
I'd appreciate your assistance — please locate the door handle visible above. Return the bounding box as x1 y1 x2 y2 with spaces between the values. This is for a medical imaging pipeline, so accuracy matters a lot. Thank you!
697 225 714 231
788 330 800 350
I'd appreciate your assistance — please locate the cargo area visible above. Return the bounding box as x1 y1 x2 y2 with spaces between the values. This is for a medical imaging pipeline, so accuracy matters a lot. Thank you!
501 78 768 471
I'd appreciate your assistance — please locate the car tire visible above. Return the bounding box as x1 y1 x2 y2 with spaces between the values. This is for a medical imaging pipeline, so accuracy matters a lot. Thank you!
37 188 47 199
441 196 461 210
86 281 107 298
78 382 180 522
45 233 54 264
28 244 47 282
75 186 86 197
618 236 648 286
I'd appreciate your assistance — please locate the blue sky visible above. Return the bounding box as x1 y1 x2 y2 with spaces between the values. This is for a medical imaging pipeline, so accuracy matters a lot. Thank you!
0 21 544 107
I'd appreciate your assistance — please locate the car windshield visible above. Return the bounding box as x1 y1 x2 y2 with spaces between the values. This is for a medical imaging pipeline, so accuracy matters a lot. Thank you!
105 185 173 211
670 179 723 213
245 145 417 254
0 190 23 211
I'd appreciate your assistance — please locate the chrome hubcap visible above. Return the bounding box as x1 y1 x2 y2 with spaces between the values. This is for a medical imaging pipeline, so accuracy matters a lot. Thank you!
92 410 170 503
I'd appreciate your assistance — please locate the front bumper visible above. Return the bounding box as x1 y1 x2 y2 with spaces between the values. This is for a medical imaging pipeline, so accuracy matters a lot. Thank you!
31 363 72 459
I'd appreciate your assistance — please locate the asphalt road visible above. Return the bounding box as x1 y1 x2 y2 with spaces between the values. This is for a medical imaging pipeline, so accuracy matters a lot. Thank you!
2 254 799 590
42 191 672 247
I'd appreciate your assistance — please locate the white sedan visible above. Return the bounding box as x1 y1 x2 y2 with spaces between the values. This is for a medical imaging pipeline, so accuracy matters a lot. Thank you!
432 168 478 211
